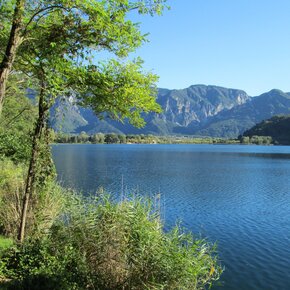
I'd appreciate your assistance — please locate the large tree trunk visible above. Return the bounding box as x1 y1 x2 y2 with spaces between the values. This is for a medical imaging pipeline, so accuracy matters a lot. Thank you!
0 0 25 115
18 86 48 242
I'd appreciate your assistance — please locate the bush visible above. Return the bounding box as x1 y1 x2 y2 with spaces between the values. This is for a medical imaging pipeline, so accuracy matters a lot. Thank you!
0 236 13 252
0 193 222 290
0 238 85 290
0 91 36 164
0 158 26 237
0 158 65 239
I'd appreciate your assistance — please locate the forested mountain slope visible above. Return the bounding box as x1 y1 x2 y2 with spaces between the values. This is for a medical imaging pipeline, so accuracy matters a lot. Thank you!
242 115 290 144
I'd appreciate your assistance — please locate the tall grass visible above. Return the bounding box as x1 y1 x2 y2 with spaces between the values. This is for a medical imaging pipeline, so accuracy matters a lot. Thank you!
0 159 222 289
0 158 26 237
0 158 66 238
0 193 221 289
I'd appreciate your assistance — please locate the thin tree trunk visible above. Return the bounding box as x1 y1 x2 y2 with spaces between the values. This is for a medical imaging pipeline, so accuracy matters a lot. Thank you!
0 0 25 115
18 86 48 242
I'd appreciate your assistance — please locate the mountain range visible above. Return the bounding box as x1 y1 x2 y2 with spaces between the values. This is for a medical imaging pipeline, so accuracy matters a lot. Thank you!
49 85 290 138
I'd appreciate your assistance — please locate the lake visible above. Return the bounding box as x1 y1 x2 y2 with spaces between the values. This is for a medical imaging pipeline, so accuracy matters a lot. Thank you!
52 144 290 290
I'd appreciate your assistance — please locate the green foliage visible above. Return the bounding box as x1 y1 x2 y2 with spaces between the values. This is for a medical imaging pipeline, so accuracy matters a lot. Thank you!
33 129 57 188
78 131 89 143
0 158 26 237
91 133 105 144
0 236 13 251
118 134 126 143
247 135 272 145
0 158 64 239
0 239 85 290
74 59 161 127
0 76 37 163
104 133 120 143
55 132 239 144
1 0 167 132
242 115 290 145
0 193 221 290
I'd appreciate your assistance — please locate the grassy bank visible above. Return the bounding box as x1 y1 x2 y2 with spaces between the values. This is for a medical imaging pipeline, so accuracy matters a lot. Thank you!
0 159 222 290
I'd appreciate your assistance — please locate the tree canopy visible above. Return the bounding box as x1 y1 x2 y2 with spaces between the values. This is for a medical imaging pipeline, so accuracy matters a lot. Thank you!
0 0 167 122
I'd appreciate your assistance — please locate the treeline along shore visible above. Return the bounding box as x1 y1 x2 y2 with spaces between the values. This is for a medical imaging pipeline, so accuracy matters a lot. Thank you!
54 132 275 145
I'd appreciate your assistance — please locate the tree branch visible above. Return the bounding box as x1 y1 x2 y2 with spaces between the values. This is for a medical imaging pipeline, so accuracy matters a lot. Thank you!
5 107 30 128
23 5 70 36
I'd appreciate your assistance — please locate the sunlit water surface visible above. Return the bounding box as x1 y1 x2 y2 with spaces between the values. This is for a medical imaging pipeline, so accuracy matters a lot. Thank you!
52 144 290 290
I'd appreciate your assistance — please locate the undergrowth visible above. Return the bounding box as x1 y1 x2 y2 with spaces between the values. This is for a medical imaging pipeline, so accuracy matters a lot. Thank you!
0 160 222 290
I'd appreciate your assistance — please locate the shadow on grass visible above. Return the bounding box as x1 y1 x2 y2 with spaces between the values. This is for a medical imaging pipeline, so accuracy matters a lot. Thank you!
0 274 73 290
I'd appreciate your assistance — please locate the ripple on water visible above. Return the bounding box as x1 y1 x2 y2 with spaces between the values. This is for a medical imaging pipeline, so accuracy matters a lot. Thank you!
52 144 290 290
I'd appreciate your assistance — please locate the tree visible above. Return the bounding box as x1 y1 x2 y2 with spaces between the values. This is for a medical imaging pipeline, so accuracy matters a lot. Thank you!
118 134 126 143
91 133 105 144
0 0 167 116
0 0 25 114
79 131 89 143
105 133 120 144
2 0 167 242
0 73 37 162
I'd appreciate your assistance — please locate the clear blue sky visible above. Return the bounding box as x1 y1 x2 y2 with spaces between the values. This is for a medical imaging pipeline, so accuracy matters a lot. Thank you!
130 0 290 96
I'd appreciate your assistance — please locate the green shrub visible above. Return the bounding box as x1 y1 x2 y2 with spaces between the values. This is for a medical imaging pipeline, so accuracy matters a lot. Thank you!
0 89 37 164
0 193 222 290
0 158 65 239
0 238 85 290
0 131 33 163
0 158 26 237
0 236 13 251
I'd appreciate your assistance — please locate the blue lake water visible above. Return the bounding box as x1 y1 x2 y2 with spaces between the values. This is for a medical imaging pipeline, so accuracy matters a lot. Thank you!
52 144 290 290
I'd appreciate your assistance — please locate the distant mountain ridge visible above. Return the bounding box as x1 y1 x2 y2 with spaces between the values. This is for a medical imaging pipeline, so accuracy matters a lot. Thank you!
49 85 290 138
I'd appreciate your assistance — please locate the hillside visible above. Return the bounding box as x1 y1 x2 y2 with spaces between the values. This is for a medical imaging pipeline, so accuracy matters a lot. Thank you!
242 115 290 145
49 86 290 138
196 89 290 137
